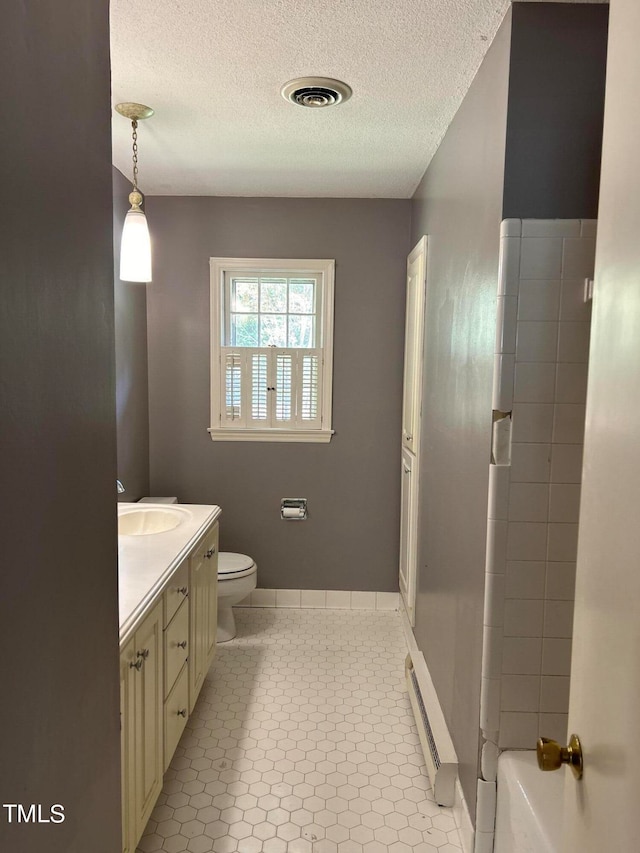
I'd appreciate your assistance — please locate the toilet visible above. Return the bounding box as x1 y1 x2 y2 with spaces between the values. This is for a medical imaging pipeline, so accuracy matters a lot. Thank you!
217 552 257 642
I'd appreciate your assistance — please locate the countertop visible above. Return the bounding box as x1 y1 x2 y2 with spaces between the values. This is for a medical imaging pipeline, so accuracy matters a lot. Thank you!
118 502 221 647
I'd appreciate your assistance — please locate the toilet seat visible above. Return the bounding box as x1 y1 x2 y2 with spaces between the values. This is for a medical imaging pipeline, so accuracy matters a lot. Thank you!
218 552 256 580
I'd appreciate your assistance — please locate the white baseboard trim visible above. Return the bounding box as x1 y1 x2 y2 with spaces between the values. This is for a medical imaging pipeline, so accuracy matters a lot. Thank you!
238 589 399 611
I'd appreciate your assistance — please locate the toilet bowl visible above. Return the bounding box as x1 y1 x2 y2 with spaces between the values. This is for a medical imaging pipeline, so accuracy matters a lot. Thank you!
217 552 257 642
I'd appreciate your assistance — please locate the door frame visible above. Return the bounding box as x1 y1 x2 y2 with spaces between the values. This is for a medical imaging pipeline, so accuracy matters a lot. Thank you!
399 236 428 625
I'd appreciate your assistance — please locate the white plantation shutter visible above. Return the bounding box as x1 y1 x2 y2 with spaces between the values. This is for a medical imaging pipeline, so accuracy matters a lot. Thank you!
274 351 294 427
298 350 322 428
249 352 269 426
222 351 244 425
219 347 322 430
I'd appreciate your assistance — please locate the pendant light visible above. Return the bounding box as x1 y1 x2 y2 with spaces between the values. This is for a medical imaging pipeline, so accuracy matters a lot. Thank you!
115 102 154 282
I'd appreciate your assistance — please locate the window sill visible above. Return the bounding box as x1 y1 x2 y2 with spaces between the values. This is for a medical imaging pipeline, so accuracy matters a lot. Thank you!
207 428 334 444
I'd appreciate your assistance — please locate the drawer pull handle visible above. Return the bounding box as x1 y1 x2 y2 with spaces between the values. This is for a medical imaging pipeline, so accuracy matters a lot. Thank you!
177 641 187 649
177 586 188 596
130 658 143 671
177 709 187 718
137 648 149 660
204 547 216 559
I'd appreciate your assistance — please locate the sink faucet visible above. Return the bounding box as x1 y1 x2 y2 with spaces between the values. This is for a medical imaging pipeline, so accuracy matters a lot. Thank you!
116 480 125 494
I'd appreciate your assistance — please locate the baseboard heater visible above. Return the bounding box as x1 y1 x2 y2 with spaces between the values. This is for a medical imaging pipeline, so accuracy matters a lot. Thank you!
405 652 458 807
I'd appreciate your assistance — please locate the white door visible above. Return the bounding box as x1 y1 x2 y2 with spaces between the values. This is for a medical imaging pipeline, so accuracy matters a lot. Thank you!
562 2 640 848
401 237 428 455
399 447 418 624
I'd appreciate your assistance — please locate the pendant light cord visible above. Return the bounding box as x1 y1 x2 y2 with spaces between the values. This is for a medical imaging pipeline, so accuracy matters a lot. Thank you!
131 119 139 193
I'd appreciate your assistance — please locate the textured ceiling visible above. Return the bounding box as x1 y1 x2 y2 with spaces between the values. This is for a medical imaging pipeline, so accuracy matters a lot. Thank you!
110 0 606 198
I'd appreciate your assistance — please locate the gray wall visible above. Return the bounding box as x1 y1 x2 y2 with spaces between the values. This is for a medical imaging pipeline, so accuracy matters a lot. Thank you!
503 2 608 219
146 197 411 591
0 3 121 851
114 167 151 501
410 11 512 816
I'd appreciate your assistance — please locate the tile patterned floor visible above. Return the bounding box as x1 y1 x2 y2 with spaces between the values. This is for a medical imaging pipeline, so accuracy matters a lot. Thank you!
138 608 462 853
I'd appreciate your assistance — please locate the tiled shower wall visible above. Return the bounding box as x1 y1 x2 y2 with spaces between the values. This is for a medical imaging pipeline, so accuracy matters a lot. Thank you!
482 218 595 752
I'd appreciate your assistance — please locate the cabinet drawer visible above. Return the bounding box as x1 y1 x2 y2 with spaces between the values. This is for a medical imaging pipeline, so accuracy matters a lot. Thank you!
164 662 189 770
164 598 189 698
163 560 189 627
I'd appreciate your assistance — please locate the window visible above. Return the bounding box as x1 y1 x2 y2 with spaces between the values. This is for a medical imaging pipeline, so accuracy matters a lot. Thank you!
209 258 335 442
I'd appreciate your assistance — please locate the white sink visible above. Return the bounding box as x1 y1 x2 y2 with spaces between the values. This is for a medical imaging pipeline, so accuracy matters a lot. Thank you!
118 505 192 536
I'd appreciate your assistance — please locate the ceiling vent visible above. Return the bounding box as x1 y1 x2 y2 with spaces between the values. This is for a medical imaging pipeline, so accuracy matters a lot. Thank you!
281 77 352 108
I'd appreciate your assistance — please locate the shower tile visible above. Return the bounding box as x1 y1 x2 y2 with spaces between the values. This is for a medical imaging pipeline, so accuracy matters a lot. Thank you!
481 677 502 733
502 637 542 675
521 220 581 238
498 237 521 296
511 403 554 444
501 218 522 237
548 485 581 523
547 523 579 562
483 626 504 678
514 363 556 403
580 219 597 238
560 278 592 322
557 322 590 363
543 601 574 639
545 562 577 601
508 483 549 523
538 713 569 743
505 561 546 600
137 608 462 853
506 522 548 561
562 237 596 279
510 443 551 483
542 638 572 676
550 444 583 483
495 296 518 354
517 281 561 323
516 322 558 363
540 677 571 714
552 404 586 444
519 237 563 279
498 712 539 749
486 519 508 574
500 675 541 713
504 599 544 638
555 363 589 404
488 465 511 522
492 353 515 411
484 573 506 628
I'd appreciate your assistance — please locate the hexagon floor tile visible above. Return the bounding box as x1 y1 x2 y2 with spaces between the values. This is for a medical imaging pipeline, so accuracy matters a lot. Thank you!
138 608 462 853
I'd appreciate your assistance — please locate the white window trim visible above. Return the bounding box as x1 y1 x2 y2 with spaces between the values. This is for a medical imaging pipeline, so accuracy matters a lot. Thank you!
208 257 335 443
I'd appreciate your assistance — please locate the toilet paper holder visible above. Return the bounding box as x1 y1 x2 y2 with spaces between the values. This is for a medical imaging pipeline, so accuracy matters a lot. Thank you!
281 498 308 520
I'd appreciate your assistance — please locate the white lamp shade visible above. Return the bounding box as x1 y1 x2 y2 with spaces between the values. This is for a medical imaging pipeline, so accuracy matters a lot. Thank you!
120 208 152 282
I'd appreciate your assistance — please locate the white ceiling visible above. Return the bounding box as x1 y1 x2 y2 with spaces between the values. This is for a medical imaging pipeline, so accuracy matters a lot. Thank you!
110 0 605 198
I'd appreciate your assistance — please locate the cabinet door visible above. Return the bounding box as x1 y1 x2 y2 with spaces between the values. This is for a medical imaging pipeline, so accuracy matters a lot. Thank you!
401 237 427 455
132 600 163 843
120 640 136 853
189 523 218 711
399 448 418 625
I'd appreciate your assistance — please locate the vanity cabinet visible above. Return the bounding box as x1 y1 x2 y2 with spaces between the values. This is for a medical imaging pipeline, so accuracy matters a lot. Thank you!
119 518 219 853
120 600 163 853
189 523 219 710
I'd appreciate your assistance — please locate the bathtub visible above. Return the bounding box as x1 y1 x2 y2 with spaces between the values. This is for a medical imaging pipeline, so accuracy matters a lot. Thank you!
494 750 564 853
